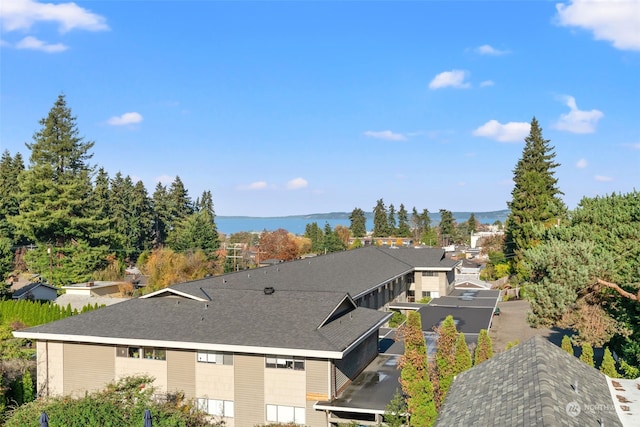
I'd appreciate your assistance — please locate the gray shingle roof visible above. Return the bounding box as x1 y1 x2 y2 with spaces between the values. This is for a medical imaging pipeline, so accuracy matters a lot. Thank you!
436 335 623 426
170 246 455 300
17 246 450 356
19 287 388 356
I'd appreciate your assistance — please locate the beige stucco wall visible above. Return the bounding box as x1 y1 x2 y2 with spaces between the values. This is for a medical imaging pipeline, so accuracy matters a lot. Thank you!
36 341 64 397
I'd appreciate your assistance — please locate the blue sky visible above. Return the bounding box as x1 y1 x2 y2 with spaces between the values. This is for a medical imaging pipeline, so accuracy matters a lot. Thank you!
1 0 639 217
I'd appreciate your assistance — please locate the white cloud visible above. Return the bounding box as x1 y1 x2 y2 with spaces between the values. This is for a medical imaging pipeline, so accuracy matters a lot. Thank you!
576 158 588 168
0 0 109 33
595 175 614 182
428 70 471 89
363 130 407 141
472 120 531 142
286 177 308 190
155 175 174 186
15 35 67 52
238 181 268 191
556 0 640 51
627 142 640 150
480 80 495 87
107 112 143 126
554 95 603 134
475 44 510 55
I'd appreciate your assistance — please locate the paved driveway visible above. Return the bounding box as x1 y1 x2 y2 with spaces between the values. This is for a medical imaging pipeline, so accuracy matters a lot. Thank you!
489 299 571 352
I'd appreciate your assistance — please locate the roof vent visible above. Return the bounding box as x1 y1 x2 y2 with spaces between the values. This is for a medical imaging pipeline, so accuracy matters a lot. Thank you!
572 380 578 394
204 303 209 309
264 287 275 295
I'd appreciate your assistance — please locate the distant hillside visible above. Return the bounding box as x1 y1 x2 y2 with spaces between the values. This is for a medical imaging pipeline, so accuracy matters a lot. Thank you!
218 210 510 224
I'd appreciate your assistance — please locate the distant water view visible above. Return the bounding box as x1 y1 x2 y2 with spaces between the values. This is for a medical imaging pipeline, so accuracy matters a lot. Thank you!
216 210 509 235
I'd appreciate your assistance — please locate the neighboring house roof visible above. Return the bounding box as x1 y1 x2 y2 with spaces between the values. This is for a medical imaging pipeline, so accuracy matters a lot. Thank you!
418 305 494 335
436 335 624 426
453 276 492 289
12 282 58 300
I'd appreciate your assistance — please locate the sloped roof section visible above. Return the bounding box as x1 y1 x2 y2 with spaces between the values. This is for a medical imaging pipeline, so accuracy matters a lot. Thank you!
436 335 623 426
15 286 387 357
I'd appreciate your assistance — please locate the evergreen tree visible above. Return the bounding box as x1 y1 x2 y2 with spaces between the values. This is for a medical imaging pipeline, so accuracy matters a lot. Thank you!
397 204 411 238
504 117 566 268
383 389 408 427
322 222 346 253
168 176 194 221
88 167 115 247
561 335 574 356
453 333 472 376
600 348 619 378
373 199 390 237
398 311 437 427
167 209 220 256
467 213 477 235
0 150 25 242
435 315 458 406
304 222 324 253
474 329 493 365
129 180 154 256
438 209 455 246
10 94 96 246
152 182 171 246
349 207 367 238
388 204 397 236
580 342 594 367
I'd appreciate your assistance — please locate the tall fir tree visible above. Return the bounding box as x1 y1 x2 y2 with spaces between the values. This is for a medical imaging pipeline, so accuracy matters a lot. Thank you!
504 117 566 270
349 207 367 238
396 204 411 238
0 151 25 242
387 203 397 236
373 199 390 238
438 209 455 246
9 95 107 284
152 182 171 246
10 94 96 246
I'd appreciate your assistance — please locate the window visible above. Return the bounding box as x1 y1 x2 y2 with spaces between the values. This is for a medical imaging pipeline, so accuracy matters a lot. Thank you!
117 346 165 360
422 271 437 277
265 356 304 370
197 398 234 417
266 404 305 424
422 291 431 298
197 351 233 365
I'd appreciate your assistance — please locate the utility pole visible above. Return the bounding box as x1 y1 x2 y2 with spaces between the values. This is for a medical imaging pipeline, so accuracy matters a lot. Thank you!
47 246 53 285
